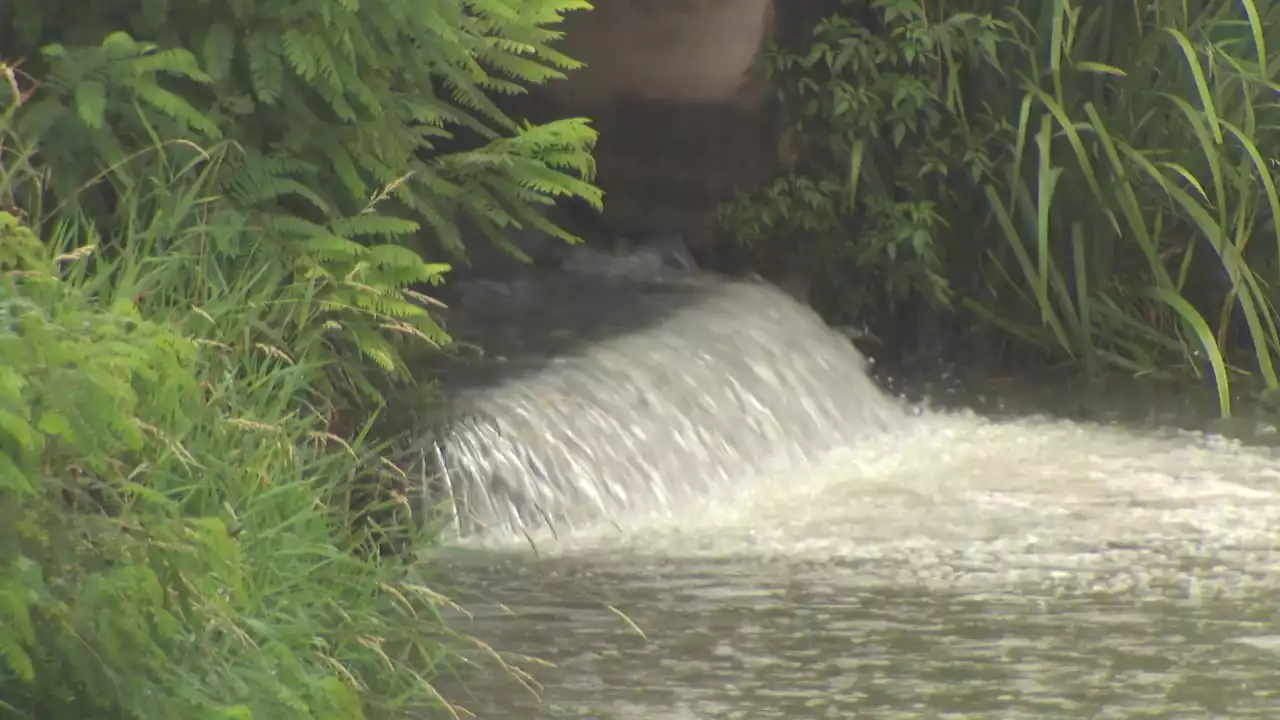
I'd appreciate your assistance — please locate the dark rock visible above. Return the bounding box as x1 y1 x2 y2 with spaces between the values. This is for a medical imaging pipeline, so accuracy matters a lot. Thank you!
559 236 698 279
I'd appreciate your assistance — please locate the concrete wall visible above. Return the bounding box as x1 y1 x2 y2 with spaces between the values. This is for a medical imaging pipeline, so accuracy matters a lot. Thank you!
546 0 775 110
525 0 781 251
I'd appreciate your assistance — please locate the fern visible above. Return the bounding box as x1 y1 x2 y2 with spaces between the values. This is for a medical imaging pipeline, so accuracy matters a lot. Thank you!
2 0 603 407
6 0 602 240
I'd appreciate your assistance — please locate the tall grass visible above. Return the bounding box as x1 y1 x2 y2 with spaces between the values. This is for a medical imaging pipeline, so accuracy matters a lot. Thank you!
732 0 1280 416
0 93 517 719
965 0 1280 416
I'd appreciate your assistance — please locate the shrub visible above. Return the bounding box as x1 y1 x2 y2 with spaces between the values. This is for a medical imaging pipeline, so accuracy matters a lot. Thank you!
0 0 598 708
719 0 1006 328
726 0 1280 416
1 0 603 408
0 126 503 718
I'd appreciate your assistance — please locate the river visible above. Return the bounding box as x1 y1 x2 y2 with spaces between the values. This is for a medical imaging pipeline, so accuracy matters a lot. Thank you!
436 381 1280 718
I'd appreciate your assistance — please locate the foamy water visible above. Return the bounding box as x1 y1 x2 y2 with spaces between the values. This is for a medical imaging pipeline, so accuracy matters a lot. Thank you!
420 276 903 538
439 408 1280 718
415 265 1280 717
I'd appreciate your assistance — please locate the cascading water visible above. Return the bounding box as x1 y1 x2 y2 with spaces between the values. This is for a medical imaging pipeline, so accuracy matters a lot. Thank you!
407 267 906 538
404 249 1280 719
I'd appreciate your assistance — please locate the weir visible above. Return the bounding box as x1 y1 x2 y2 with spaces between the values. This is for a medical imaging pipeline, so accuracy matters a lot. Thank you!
406 258 907 539
402 1 904 540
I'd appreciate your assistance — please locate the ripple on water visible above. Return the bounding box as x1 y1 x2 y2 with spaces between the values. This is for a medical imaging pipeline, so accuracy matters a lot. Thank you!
439 411 1280 718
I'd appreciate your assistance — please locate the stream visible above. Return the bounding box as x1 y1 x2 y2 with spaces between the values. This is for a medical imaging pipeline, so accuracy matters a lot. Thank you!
437 384 1280 718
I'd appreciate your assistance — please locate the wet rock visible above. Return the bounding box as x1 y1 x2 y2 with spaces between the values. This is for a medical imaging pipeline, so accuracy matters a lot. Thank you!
450 209 583 281
559 236 697 279
450 278 540 313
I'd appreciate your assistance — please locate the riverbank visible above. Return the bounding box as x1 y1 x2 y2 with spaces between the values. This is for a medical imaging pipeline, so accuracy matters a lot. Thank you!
0 164 482 718
8 1 1280 717
0 2 605 715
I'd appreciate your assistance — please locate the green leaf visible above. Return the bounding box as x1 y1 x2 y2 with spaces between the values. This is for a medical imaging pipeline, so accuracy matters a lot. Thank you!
1143 288 1231 418
0 642 35 683
0 454 33 494
209 705 255 720
0 410 38 454
330 215 421 239
35 411 73 440
73 80 108 129
135 84 223 138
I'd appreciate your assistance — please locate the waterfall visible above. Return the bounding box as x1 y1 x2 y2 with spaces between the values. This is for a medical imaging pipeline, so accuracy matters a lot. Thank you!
405 266 906 539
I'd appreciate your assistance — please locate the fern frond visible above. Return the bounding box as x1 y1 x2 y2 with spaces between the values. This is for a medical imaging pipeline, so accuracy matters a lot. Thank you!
331 215 420 239
200 24 237 81
9 0 602 435
245 32 286 104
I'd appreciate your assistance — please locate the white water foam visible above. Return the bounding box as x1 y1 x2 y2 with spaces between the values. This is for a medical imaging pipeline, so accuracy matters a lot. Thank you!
458 409 1280 598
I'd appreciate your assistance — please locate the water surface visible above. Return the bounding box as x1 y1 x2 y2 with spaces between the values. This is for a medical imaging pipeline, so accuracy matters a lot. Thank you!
440 408 1280 718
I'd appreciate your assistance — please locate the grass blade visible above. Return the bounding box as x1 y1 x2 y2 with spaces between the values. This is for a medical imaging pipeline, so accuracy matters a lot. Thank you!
1143 286 1232 417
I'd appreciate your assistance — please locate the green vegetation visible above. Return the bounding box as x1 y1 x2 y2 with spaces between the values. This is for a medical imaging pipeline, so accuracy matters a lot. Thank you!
3 0 601 408
10 0 1280 715
722 0 1280 416
0 0 598 717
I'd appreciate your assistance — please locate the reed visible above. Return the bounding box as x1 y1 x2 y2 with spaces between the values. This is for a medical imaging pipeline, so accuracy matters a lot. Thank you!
726 0 1280 416
970 0 1280 417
